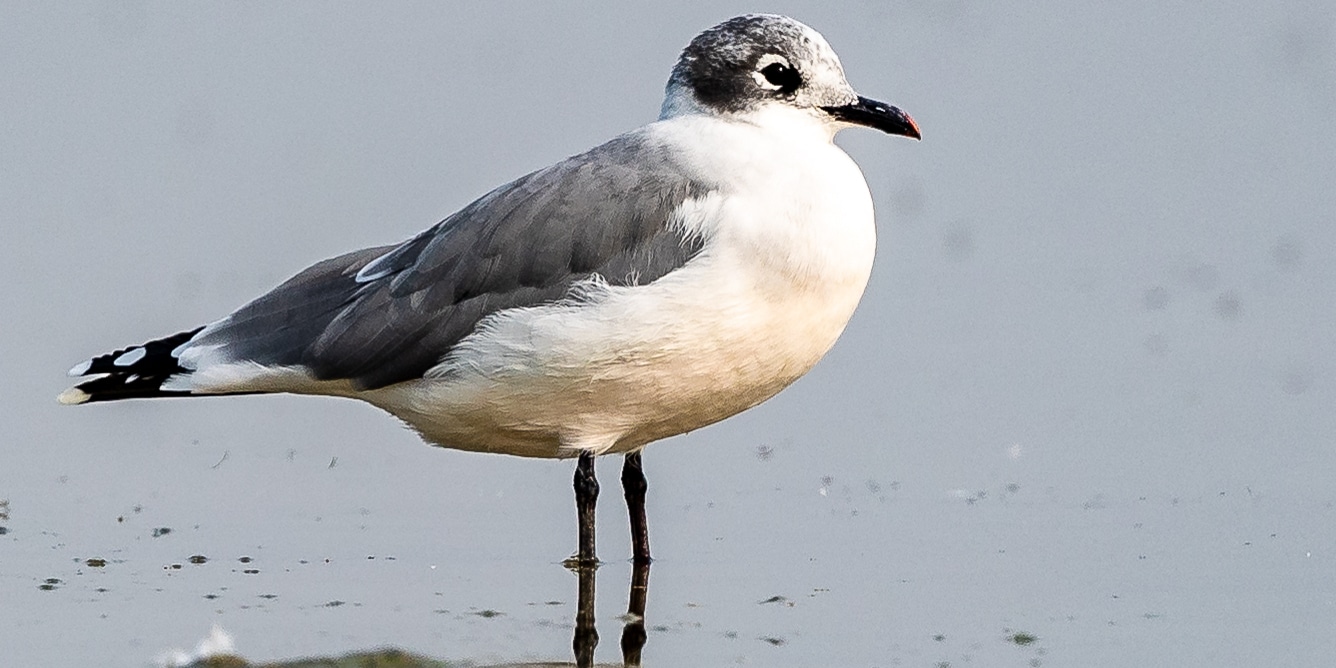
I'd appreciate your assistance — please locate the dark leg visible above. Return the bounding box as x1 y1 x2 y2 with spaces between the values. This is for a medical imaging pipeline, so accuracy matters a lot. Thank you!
573 562 599 668
622 451 651 564
620 559 651 666
570 451 599 567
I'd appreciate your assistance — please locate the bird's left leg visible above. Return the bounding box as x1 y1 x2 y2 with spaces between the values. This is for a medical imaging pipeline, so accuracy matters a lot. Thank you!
571 450 600 566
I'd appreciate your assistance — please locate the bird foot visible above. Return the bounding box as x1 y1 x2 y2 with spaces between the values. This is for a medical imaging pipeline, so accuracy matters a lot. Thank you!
563 555 602 571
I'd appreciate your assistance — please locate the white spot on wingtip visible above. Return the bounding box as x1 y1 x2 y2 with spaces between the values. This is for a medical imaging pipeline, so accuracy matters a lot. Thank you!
126 374 140 383
68 360 92 377
57 387 90 405
114 347 147 367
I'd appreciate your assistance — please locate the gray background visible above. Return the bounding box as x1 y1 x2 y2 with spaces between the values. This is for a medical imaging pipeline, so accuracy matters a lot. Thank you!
3 1 1334 666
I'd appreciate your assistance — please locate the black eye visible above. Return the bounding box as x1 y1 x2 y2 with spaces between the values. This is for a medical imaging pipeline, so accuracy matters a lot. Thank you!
760 61 802 94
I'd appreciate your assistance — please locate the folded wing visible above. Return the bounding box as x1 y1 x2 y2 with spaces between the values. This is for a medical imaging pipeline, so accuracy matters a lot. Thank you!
189 131 714 390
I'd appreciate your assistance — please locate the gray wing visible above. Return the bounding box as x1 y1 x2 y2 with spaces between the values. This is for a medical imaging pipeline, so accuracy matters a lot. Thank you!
192 131 713 390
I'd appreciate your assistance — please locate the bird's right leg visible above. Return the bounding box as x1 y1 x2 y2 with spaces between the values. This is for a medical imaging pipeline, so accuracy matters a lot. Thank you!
621 451 651 564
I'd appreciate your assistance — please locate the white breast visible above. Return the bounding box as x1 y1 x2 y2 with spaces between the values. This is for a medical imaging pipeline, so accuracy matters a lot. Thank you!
369 112 878 458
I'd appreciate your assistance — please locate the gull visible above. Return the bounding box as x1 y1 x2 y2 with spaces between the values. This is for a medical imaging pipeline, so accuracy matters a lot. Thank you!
60 14 919 566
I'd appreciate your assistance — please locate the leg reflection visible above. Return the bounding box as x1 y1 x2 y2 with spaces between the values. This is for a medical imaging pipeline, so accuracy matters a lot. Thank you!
573 564 599 668
567 560 651 668
620 561 650 667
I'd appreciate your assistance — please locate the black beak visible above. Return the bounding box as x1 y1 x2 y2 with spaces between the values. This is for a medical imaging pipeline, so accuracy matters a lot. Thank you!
822 96 921 140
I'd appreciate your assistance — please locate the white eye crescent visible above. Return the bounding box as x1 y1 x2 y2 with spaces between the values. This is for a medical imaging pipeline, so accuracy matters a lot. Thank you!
753 54 800 92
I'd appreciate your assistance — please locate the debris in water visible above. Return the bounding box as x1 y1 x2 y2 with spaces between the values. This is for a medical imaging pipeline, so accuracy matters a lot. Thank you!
1009 631 1038 646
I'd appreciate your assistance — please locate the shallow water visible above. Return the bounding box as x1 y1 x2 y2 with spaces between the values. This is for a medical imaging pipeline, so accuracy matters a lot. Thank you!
4 2 1335 666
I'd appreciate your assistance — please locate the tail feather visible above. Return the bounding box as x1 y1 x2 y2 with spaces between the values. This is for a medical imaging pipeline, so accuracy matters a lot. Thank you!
60 327 205 405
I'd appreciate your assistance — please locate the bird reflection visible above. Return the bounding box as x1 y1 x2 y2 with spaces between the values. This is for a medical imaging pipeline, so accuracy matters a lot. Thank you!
486 561 650 668
183 562 653 667
576 561 649 668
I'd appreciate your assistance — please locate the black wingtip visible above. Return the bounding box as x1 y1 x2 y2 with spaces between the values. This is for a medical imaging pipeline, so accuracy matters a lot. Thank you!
60 326 205 405
68 327 204 378
59 373 195 404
